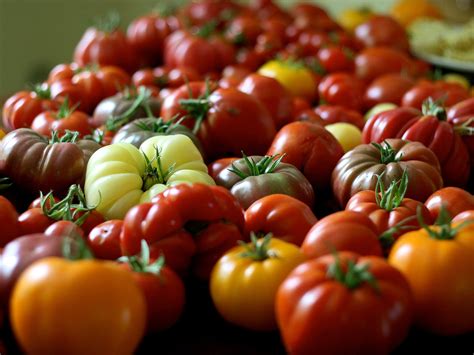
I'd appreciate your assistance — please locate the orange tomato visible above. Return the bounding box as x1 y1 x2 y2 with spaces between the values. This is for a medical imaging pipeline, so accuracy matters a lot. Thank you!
391 0 442 27
389 222 474 335
10 258 146 355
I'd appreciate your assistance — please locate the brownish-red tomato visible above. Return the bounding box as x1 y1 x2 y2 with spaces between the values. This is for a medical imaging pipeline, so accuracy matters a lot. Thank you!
314 105 365 130
2 85 58 131
267 121 344 196
354 15 410 52
425 187 474 221
237 73 293 128
355 46 415 82
302 211 383 258
364 73 415 108
44 221 85 239
316 46 354 73
127 14 171 67
276 252 414 355
245 194 317 246
0 196 20 247
402 81 470 109
88 220 123 260
318 73 366 111
208 157 238 181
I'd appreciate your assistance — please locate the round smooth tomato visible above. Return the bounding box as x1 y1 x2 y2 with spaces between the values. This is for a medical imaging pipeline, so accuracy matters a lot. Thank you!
318 73 366 111
10 257 146 354
452 210 474 223
18 208 54 235
364 73 415 108
225 15 263 46
354 15 409 52
276 252 414 355
245 194 317 246
44 221 85 239
210 235 305 331
316 46 354 73
425 187 474 221
208 157 238 181
31 104 91 138
314 105 365 129
0 196 20 247
401 81 470 109
325 122 362 153
88 220 123 260
389 221 474 335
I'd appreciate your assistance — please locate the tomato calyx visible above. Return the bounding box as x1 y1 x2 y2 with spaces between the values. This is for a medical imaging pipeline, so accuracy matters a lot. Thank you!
305 57 326 76
134 115 186 134
41 184 96 226
375 170 408 211
228 152 284 179
55 97 80 120
118 240 166 275
417 204 472 240
62 233 94 260
379 214 417 249
372 141 401 164
49 129 80 144
32 83 52 100
327 252 380 292
179 81 214 134
195 20 218 38
142 146 176 190
239 233 277 261
84 128 105 145
421 97 447 121
453 117 474 136
105 87 154 132
94 10 121 33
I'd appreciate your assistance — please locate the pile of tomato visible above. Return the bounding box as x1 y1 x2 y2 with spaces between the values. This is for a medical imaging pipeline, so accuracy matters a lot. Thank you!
1 0 474 353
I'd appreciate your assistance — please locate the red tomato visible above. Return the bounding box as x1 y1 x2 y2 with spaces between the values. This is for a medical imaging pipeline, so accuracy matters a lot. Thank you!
364 73 415 108
296 30 331 56
44 221 85 239
237 73 293 128
236 48 265 71
219 65 252 88
254 31 284 60
291 97 312 119
226 15 263 46
302 211 383 258
314 105 365 130
31 105 91 138
316 46 354 73
0 196 20 247
77 210 106 236
29 196 61 209
267 121 344 195
2 85 58 131
355 46 415 82
295 109 324 125
49 80 85 112
318 73 366 111
354 15 410 52
208 157 238 181
452 210 474 223
88 220 123 260
245 194 317 246
179 0 243 27
18 208 54 235
402 81 470 109
425 187 474 221
276 252 414 354
127 14 171 67
448 98 474 167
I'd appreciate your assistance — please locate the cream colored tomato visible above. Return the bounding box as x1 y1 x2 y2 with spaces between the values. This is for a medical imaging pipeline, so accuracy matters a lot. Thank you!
325 123 362 152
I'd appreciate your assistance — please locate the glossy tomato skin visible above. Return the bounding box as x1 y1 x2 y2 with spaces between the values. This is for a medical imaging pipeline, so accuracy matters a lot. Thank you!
216 156 315 209
74 27 137 73
208 157 238 181
354 15 409 52
245 194 317 246
44 221 85 239
0 129 101 195
276 252 414 355
355 46 414 83
316 46 354 73
210 237 305 331
225 15 263 46
88 220 123 260
318 73 366 111
332 139 443 207
0 196 20 247
10 258 146 355
18 208 54 235
267 121 344 196
302 211 382 258
447 97 474 121
346 191 433 241
448 98 474 165
452 210 474 223
237 73 292 128
389 224 474 335
364 73 415 108
402 81 470 109
314 105 365 129
31 110 91 138
425 187 474 221
123 264 185 333
2 88 58 131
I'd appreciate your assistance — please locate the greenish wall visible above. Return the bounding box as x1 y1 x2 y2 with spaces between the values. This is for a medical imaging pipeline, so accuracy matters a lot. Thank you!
0 0 395 98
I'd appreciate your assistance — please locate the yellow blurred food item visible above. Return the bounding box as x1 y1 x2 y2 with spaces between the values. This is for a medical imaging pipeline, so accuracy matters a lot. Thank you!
337 8 374 33
0 129 5 140
443 73 470 90
325 123 362 153
391 0 442 27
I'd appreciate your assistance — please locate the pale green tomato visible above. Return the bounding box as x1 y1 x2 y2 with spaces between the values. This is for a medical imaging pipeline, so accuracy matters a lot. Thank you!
85 134 215 219
325 123 362 153
364 102 397 121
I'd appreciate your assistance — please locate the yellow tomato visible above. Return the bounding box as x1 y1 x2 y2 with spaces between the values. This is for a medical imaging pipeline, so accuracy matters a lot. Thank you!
325 123 362 153
0 128 5 140
258 60 317 101
338 8 373 32
364 102 398 122
210 235 305 331
85 134 215 219
391 0 442 27
442 73 470 90
10 258 146 355
388 223 474 335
